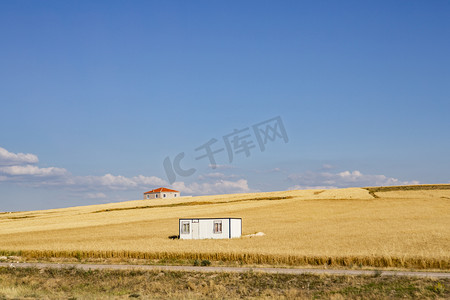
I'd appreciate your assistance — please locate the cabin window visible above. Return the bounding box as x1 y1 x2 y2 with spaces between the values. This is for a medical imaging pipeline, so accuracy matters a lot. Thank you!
146 195 149 199
213 220 222 234
181 221 190 234
163 194 166 198
174 194 177 197
155 194 158 198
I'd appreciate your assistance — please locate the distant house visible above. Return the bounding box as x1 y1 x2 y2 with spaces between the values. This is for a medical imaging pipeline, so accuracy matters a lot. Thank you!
179 218 242 240
144 187 180 199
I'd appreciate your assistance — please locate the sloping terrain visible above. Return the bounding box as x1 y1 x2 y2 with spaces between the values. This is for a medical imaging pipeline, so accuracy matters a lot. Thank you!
1 186 449 269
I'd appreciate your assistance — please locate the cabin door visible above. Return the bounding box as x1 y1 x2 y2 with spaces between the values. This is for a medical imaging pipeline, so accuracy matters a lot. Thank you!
192 219 199 239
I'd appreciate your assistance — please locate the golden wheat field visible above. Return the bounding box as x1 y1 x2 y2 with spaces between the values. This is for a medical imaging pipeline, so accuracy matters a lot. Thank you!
1 185 449 269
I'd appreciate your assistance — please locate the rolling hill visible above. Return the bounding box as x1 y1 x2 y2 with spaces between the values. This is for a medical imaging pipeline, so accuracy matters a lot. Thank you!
1 185 449 269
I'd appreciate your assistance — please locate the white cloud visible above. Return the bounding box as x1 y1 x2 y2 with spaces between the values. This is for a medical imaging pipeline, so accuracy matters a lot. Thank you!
265 167 282 173
0 146 167 192
208 164 235 170
0 165 68 177
86 192 107 199
198 172 238 180
132 175 167 186
287 170 419 189
69 174 138 190
68 174 167 191
321 164 334 170
0 147 38 166
172 179 255 195
0 147 257 199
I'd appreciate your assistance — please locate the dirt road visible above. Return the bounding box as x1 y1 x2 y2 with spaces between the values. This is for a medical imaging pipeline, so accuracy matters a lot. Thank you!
1 262 449 278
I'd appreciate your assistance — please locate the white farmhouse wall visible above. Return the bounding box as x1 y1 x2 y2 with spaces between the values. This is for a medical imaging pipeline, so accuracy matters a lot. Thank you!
145 193 157 199
144 192 180 199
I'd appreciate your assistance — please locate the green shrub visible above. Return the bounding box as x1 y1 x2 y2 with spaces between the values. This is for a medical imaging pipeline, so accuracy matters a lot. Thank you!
428 282 445 295
201 260 211 266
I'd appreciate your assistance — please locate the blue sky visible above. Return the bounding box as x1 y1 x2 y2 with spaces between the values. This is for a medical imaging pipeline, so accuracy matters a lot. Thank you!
1 1 449 211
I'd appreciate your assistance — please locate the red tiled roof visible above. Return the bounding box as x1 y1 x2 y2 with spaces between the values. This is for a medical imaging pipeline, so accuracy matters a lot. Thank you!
144 187 179 194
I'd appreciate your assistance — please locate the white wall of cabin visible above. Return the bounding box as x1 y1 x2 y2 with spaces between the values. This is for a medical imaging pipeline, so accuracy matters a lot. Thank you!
179 218 242 240
230 219 242 238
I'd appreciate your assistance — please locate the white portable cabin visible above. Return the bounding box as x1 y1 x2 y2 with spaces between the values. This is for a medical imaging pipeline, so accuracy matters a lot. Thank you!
179 218 242 240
